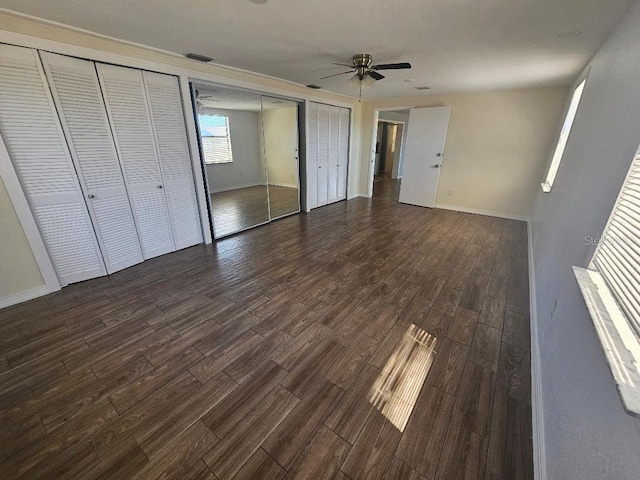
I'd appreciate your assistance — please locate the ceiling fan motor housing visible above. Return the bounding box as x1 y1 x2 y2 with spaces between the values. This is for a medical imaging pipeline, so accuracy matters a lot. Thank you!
352 54 372 78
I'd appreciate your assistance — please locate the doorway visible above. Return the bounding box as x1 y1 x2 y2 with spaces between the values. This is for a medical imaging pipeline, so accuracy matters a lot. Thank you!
190 82 302 238
372 111 409 197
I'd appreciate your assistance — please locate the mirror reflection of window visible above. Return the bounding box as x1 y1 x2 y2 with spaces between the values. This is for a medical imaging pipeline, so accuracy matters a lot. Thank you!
198 114 233 164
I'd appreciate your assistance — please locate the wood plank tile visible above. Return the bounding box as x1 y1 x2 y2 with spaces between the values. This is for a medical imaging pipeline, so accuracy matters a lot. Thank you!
479 296 506 330
469 324 502 371
202 385 298 480
458 284 486 313
232 448 286 480
435 421 487 480
326 333 378 389
452 362 495 437
340 410 402 480
203 361 288 438
280 340 343 398
263 379 343 469
447 307 478 346
285 426 351 480
110 347 202 413
503 311 530 351
383 457 427 480
324 363 380 444
486 393 533 480
396 385 455 479
425 337 469 396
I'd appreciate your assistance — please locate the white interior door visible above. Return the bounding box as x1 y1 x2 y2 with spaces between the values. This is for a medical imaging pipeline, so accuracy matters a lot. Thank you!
338 107 350 200
306 102 319 210
40 52 144 274
327 106 340 203
142 71 202 250
97 63 175 259
0 44 106 285
317 103 330 206
399 106 451 208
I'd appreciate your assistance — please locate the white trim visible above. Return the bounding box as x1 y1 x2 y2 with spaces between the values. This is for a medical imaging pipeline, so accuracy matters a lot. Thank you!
434 203 529 221
268 182 298 189
0 128 61 293
528 220 547 480
209 183 264 194
179 75 212 244
0 285 49 310
367 109 380 197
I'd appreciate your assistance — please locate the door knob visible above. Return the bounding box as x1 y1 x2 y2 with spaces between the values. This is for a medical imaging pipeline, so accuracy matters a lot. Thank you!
88 194 95 199
319 166 322 169
432 164 441 169
157 185 163 189
436 153 443 157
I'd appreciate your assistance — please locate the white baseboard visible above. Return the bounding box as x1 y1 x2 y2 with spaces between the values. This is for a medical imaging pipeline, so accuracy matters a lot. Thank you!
0 284 50 310
434 203 529 222
209 183 261 194
527 221 547 480
268 182 297 189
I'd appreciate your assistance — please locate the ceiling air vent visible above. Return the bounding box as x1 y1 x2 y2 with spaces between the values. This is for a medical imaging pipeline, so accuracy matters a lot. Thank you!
306 84 322 89
414 86 431 90
185 53 215 63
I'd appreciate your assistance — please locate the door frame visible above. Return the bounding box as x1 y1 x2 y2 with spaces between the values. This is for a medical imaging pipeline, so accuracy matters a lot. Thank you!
367 106 413 197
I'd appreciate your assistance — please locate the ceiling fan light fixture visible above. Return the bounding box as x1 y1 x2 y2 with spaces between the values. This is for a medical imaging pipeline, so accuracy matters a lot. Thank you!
362 73 376 89
347 74 361 89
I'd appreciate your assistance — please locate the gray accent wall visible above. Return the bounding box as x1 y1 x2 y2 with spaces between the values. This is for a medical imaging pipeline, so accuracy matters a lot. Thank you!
530 2 640 478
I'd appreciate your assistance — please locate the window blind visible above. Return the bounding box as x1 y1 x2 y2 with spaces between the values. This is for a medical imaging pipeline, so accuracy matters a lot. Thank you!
592 149 640 338
198 115 232 164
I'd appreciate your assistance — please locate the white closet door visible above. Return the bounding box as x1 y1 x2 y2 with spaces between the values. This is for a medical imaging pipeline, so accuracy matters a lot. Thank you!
317 103 330 207
327 106 340 204
40 52 144 274
338 107 350 200
0 44 106 285
307 102 319 210
142 71 202 250
97 63 175 259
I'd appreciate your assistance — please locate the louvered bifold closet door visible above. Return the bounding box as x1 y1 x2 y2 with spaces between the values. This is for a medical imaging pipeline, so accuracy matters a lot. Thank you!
317 103 330 207
0 44 106 285
338 108 350 200
142 71 202 250
96 63 175 259
307 102 319 210
40 52 144 274
327 106 340 204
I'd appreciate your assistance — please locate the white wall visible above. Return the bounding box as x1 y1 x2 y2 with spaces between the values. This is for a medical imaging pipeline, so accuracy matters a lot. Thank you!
361 88 568 219
201 108 266 193
263 107 298 188
0 176 44 298
530 2 640 479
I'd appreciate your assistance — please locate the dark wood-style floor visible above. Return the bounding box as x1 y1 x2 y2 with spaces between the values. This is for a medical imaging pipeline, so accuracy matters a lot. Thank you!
211 185 300 237
0 179 533 480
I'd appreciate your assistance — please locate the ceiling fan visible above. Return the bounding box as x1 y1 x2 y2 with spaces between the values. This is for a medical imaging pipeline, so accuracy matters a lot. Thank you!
321 54 412 97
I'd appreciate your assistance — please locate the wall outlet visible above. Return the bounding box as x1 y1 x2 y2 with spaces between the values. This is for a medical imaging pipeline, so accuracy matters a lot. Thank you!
448 189 454 197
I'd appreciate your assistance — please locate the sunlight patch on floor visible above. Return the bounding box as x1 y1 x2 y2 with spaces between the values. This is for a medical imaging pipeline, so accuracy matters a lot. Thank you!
368 324 437 431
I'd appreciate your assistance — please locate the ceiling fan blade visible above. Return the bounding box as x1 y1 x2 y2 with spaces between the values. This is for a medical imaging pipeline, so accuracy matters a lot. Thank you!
332 62 355 68
371 62 412 70
320 70 354 80
367 70 385 81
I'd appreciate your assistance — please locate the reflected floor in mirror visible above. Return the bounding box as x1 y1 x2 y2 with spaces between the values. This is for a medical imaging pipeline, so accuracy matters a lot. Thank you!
0 179 533 480
210 185 299 237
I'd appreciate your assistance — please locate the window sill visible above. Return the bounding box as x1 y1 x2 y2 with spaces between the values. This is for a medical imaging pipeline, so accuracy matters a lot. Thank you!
574 266 640 418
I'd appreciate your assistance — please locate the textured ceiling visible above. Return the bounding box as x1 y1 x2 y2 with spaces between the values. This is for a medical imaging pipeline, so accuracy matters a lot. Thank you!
0 0 634 99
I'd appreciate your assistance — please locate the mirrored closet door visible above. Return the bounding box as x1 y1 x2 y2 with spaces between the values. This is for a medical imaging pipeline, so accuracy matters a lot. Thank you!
261 96 300 219
193 83 301 238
